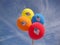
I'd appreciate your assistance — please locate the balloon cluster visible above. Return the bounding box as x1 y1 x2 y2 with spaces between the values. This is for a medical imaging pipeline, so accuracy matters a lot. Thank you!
17 8 45 40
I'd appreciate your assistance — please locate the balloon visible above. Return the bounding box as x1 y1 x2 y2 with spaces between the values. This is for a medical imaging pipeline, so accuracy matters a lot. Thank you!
17 16 32 31
21 8 34 20
28 22 45 40
32 13 45 24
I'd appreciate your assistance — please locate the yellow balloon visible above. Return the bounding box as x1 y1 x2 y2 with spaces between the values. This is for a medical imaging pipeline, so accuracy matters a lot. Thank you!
21 8 34 20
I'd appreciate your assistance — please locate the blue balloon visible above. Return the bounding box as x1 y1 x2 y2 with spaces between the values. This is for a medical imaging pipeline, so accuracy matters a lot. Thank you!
32 13 45 24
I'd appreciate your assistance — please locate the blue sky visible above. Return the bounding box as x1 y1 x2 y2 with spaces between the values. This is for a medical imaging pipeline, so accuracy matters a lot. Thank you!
0 0 60 45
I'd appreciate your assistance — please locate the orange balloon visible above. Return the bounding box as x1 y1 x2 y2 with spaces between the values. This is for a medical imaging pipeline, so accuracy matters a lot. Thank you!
16 16 32 31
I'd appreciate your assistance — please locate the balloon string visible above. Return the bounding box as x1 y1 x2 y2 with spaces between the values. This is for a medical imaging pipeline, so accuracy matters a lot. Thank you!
32 40 34 45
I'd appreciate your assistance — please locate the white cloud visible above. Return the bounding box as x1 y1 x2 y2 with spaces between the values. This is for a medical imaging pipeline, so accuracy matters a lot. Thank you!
0 35 15 41
46 21 60 28
0 17 31 44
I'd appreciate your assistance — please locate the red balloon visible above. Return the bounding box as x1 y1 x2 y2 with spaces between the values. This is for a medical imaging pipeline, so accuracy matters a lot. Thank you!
28 22 45 40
